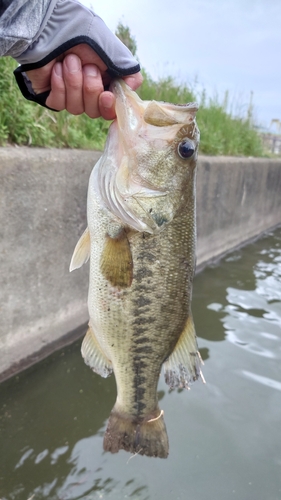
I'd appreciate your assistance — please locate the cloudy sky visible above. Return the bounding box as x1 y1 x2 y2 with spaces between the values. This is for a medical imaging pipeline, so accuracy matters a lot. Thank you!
82 0 280 130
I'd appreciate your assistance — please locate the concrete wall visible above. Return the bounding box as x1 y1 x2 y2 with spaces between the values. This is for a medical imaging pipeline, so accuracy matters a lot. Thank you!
196 156 281 269
1 147 281 381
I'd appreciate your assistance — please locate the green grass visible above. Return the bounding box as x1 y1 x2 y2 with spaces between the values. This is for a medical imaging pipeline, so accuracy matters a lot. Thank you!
0 57 264 156
0 57 110 150
197 96 264 156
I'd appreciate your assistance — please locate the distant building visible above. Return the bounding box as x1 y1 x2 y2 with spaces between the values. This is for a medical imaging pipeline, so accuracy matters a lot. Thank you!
261 133 281 155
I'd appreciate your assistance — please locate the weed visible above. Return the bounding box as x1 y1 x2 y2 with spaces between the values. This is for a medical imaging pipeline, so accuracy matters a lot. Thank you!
0 57 264 156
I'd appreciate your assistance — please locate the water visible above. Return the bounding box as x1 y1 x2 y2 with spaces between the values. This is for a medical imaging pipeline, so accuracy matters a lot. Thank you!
0 228 281 500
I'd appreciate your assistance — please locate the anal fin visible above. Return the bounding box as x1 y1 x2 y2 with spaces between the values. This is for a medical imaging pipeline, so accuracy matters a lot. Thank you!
69 227 90 272
164 315 205 389
81 326 113 378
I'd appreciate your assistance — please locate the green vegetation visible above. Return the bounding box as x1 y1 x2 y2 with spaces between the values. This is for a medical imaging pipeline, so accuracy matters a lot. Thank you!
196 92 264 156
138 72 264 156
0 57 110 150
116 21 137 57
0 52 264 156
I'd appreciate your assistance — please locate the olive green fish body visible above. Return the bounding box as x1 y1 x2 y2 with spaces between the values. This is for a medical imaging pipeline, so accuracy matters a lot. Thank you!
70 80 203 458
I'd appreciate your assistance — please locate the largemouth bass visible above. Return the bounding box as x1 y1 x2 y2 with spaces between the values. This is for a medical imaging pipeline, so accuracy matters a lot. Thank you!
70 80 204 458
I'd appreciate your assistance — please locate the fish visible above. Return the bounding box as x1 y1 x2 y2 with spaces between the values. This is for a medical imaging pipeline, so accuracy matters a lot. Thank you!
70 79 204 459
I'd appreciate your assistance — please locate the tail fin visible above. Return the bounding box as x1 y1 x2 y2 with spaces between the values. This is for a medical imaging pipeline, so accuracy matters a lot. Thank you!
103 408 169 458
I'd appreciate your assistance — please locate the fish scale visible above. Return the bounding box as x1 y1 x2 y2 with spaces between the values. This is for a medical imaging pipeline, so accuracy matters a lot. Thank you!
70 79 204 458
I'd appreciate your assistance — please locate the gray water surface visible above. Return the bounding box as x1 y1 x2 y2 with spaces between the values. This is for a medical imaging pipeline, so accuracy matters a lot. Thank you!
1 228 281 500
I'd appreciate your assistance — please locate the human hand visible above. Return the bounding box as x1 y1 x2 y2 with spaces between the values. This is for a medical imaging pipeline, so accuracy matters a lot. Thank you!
13 0 142 120
26 44 143 120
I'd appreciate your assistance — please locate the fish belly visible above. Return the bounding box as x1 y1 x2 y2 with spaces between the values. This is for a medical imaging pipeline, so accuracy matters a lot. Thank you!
84 189 197 457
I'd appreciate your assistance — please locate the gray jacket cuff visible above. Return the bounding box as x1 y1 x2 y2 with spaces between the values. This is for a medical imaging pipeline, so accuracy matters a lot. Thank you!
15 0 140 74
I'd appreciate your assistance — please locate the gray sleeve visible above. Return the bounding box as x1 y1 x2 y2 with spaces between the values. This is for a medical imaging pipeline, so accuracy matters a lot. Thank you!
10 0 140 110
15 0 140 74
1 0 140 74
0 0 57 57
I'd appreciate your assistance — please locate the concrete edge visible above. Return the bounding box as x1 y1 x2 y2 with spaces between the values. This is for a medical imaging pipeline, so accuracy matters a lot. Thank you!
0 322 87 384
195 222 281 273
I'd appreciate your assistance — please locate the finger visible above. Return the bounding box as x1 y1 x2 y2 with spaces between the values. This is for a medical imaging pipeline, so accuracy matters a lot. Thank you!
26 60 56 94
82 64 104 119
123 72 143 91
98 73 143 120
99 91 116 120
45 62 66 110
63 54 84 115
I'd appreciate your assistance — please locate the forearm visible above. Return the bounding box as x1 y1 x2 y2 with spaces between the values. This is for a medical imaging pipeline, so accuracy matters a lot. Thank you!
0 0 55 57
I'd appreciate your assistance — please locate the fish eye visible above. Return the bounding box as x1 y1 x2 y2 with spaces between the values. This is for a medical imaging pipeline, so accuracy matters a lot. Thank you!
177 140 195 159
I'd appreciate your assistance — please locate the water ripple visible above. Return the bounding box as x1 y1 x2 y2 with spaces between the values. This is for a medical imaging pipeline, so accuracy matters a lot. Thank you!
222 235 281 361
242 370 281 392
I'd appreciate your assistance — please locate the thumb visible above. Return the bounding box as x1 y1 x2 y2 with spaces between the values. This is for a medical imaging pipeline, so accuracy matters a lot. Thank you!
123 72 143 91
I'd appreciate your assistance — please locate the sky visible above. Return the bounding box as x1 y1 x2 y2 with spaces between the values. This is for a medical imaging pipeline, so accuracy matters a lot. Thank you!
81 0 281 131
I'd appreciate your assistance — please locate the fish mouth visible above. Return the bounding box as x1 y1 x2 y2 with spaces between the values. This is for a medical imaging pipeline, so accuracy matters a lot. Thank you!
110 79 199 135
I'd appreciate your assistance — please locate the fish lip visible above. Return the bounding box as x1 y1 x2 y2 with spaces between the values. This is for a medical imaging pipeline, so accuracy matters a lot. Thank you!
110 79 125 119
109 79 141 108
109 79 125 98
109 79 144 137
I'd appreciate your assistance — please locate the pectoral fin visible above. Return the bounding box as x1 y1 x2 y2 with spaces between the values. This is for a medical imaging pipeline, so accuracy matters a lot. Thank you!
69 227 90 272
100 228 133 288
81 325 113 377
164 315 205 389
